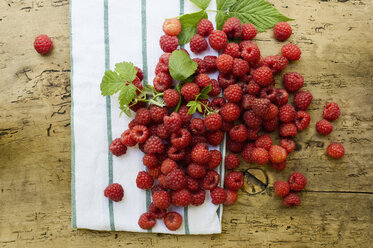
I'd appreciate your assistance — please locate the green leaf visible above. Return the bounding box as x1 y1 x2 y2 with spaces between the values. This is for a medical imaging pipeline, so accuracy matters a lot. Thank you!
188 104 197 115
100 70 125 96
178 10 208 45
200 84 212 95
118 84 137 108
216 0 237 10
169 50 198 81
115 62 137 83
198 94 209 100
215 10 230 30
190 0 211 10
120 107 132 118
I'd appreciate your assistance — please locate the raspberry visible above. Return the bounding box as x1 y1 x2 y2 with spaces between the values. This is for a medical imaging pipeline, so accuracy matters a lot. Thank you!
191 189 206 206
211 97 226 111
143 154 159 169
153 72 172 92
255 134 272 150
222 17 242 39
129 101 147 112
190 34 208 53
164 112 182 133
273 22 292 41
167 146 185 161
187 163 206 179
178 105 192 123
144 136 164 154
227 139 244 153
273 181 290 198
163 89 180 108
109 138 127 156
149 105 168 123
316 119 333 135
241 94 255 110
229 124 248 143
155 62 169 75
224 84 242 103
135 66 144 81
247 81 261 95
323 102 341 121
219 103 241 122
269 145 287 164
263 55 288 74
152 190 171 209
295 111 311 131
164 212 183 231
181 82 200 101
155 124 169 139
151 185 164 195
225 153 240 170
279 104 296 123
207 150 223 170
253 66 273 87
224 189 238 205
275 88 289 107
327 142 345 159
260 87 277 103
193 58 207 74
191 143 210 164
224 171 244 191
194 74 210 89
237 82 248 93
136 171 154 190
279 122 297 137
202 170 220 190
283 72 304 93
288 172 307 191
209 30 228 50
280 138 296 153
232 58 250 77
207 80 221 98
189 118 206 135
216 54 234 73
159 52 172 65
148 166 161 179
242 23 257 40
162 18 182 36
130 124 150 144
34 34 53 54
171 128 191 149
203 113 222 131
283 193 301 207
160 35 178 53
210 187 227 205
248 127 261 141
172 189 192 207
204 56 217 72
131 77 144 94
251 98 270 118
165 169 187 191
161 158 178 175
186 175 199 191
262 116 279 132
252 148 269 164
138 213 156 229
281 43 301 61
263 103 279 120
206 130 224 146
134 108 151 125
148 203 167 219
197 18 214 37
218 72 236 89
241 143 256 162
270 161 287 171
104 183 124 202
241 43 261 63
239 40 254 50
120 129 137 147
223 42 241 58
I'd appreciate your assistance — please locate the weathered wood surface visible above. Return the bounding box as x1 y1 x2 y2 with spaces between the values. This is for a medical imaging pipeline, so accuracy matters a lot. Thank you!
0 0 372 247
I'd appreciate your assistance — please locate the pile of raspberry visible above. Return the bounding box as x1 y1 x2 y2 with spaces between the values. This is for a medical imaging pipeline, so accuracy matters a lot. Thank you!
274 172 307 206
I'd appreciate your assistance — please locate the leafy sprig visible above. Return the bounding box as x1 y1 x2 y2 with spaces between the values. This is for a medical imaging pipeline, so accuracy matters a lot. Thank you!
186 84 216 116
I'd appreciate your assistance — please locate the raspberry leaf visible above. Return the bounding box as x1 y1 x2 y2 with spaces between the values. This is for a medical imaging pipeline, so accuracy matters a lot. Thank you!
216 0 237 10
118 84 137 108
200 84 212 95
100 62 137 96
186 101 200 115
178 10 208 45
115 62 137 83
169 50 198 81
190 0 211 10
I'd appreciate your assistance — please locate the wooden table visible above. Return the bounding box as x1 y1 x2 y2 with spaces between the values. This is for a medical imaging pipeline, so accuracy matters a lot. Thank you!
1 0 372 247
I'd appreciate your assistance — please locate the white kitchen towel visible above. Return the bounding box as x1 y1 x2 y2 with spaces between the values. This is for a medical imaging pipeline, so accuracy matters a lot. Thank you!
70 0 225 234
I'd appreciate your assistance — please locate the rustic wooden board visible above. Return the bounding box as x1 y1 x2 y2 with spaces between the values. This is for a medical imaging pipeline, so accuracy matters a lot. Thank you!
0 0 372 247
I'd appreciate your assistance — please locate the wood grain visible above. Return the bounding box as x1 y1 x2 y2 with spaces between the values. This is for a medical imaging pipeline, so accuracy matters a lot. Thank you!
0 0 372 247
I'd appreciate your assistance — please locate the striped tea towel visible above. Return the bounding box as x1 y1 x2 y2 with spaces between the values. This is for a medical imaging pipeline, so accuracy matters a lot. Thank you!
70 0 225 234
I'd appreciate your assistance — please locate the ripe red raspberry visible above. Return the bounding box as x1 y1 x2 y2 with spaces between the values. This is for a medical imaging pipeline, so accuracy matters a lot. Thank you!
225 171 244 191
156 123 169 139
209 79 221 97
120 129 137 147
202 170 220 190
316 119 333 135
295 111 311 131
165 169 187 191
260 87 277 103
241 94 255 110
209 30 228 50
242 23 257 40
219 103 241 122
270 161 287 171
181 82 200 101
148 202 167 219
216 54 234 73
153 72 172 92
171 128 191 149
224 189 238 205
136 171 154 190
164 212 183 231
207 130 224 146
204 56 217 72
262 103 279 120
283 72 304 93
279 104 296 123
197 18 214 37
164 112 182 133
211 97 226 111
263 116 279 132
263 55 288 74
247 127 260 141
275 88 289 107
204 113 222 131
134 108 151 126
34 34 53 54
269 145 287 164
255 134 272 150
279 122 297 137
241 143 256 162
294 90 313 111
283 193 301 207
273 22 292 41
162 18 182 36
327 142 345 159
148 166 161 179
109 138 127 156
224 84 242 103
274 181 290 197
218 72 236 89
241 43 261 63
190 34 208 53
185 175 199 191
144 135 164 154
178 105 192 123
253 66 273 87
191 189 206 206
151 185 164 195
193 58 207 74
167 146 185 161
229 124 248 143
191 143 210 164
163 89 180 108
104 183 124 202
252 148 269 164
159 35 178 53
194 74 210 89
280 138 296 153
207 150 223 170
251 98 270 118
187 163 206 179
247 81 261 95
152 190 171 209
323 102 341 121
135 66 144 81
172 189 192 207
190 118 206 135
138 212 156 229
131 125 149 143
149 105 168 123
161 158 178 175
210 187 227 205
222 17 242 39
288 172 307 191
225 153 240 170
223 42 241 58
281 43 301 61
232 58 250 77
143 154 159 169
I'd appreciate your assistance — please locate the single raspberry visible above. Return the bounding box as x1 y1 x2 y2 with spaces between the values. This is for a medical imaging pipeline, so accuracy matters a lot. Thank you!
204 56 217 72
170 128 191 149
163 89 180 108
134 108 151 126
224 189 238 205
161 158 178 175
189 118 206 135
211 97 226 111
270 161 286 171
152 190 171 209
283 193 301 207
138 213 156 229
209 79 221 97
279 122 297 137
283 72 304 93
241 43 261 63
155 62 169 75
279 104 296 123
144 135 164 154
129 101 147 113
252 147 269 165
163 112 182 133
136 171 154 190
251 98 271 118
242 23 257 40
275 88 289 107
273 22 292 41
224 84 242 103
232 58 250 77
197 18 214 37
247 127 260 141
225 153 240 170
193 58 207 74
159 52 172 65
194 74 210 89
237 81 248 93
259 87 276 103
216 54 234 74
34 34 53 54
167 146 185 161
210 187 227 205
263 103 279 120
135 66 144 81
247 81 261 95
255 134 272 150
229 124 248 143
295 111 311 131
149 105 168 123
178 105 192 123
323 102 341 121
191 189 206 206
151 185 164 195
163 18 182 36
153 72 172 92
186 176 199 191
109 138 127 156
191 143 210 164
274 181 290 197
203 113 222 131
181 82 200 101
172 189 192 207
187 163 206 179
148 202 167 219
263 55 288 74
165 169 187 191
130 125 149 144
202 170 220 190
148 166 161 179
222 17 242 39
160 35 178 53
241 143 256 162
241 94 255 110
327 142 345 159
120 129 137 147
131 77 144 94
224 171 244 191
164 212 183 231
207 150 222 170
280 138 296 153
218 72 236 89
269 145 287 164
206 130 224 146
223 42 241 58
316 119 333 135
143 154 159 169
288 172 307 191
281 43 301 61
219 103 241 122
227 139 244 153
190 34 208 53
155 124 169 139
262 116 279 132
253 66 273 87
104 183 124 202
209 30 228 50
